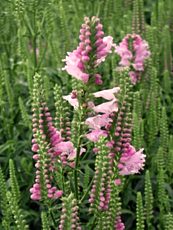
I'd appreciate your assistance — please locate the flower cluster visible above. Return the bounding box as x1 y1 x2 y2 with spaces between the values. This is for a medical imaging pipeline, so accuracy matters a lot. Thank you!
89 138 113 211
86 87 120 142
30 102 85 200
59 194 81 230
115 34 150 84
115 216 125 230
63 16 114 84
30 104 63 200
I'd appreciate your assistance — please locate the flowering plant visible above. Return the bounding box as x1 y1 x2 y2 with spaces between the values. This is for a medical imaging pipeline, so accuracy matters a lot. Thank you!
0 1 172 230
28 16 150 229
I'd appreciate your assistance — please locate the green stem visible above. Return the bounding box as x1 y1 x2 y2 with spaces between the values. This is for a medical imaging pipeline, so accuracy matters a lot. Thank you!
33 34 37 72
49 208 56 227
33 5 37 73
74 135 82 200
80 177 94 204
74 105 86 200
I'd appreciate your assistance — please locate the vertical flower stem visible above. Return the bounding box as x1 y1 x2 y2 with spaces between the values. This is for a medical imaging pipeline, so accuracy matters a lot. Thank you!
74 136 82 200
33 5 37 73
74 98 87 200
33 34 37 73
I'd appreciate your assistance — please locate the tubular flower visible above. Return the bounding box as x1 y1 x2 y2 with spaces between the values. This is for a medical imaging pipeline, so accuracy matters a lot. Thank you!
93 87 120 100
85 114 112 129
63 94 79 109
91 87 120 114
86 129 108 142
115 34 150 84
85 87 120 142
93 99 118 114
63 87 120 112
118 145 145 175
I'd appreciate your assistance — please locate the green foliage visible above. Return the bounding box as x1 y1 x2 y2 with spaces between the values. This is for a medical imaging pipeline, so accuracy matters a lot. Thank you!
7 191 29 230
144 170 153 229
133 92 144 149
18 97 31 127
162 25 172 72
54 84 68 132
136 192 144 230
167 136 173 175
157 148 170 215
164 213 173 230
9 159 21 202
4 73 14 111
58 0 71 54
59 193 81 229
41 211 51 230
105 182 123 229
89 138 112 215
83 164 91 191
132 0 145 35
0 167 11 229
145 66 159 146
160 107 169 155
0 161 29 230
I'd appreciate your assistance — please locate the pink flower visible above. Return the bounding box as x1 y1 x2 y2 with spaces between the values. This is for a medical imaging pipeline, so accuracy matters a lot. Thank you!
30 183 41 200
63 87 120 111
93 99 118 114
93 87 120 100
63 50 89 83
63 94 79 109
115 37 132 67
94 74 103 85
115 216 125 230
133 35 150 71
49 130 62 147
54 141 76 157
129 71 138 85
118 145 145 175
86 129 108 142
85 114 112 129
115 34 150 84
32 144 39 152
96 36 114 65
54 141 85 160
53 190 63 199
114 179 121 186
63 17 114 84
68 147 86 161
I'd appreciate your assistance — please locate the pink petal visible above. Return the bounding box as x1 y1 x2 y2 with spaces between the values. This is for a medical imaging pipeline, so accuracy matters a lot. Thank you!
63 95 79 109
86 129 108 142
93 87 120 100
85 114 112 129
68 147 86 160
93 99 118 114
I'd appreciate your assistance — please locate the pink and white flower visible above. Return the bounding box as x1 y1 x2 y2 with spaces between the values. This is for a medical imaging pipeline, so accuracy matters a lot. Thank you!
96 36 114 66
118 145 145 175
86 129 108 142
93 99 118 114
85 114 112 129
115 34 150 84
63 50 89 83
63 94 79 109
93 87 120 100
